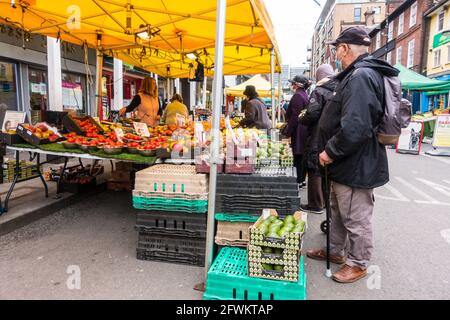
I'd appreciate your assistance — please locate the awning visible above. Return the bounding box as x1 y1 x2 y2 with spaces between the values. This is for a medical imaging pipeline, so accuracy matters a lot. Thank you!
0 0 281 77
395 64 450 91
424 90 450 96
224 74 279 97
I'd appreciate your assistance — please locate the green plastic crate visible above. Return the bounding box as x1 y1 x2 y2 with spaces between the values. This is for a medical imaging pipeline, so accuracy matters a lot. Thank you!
133 196 208 214
203 247 306 300
215 213 259 223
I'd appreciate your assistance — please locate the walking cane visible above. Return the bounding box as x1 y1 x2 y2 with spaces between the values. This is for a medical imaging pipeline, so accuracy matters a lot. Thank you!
324 165 332 278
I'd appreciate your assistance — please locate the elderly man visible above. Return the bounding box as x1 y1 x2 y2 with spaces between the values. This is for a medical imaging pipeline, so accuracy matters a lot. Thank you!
307 27 400 283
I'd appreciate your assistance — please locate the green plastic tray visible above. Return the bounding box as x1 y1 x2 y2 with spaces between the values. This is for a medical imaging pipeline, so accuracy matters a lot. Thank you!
203 247 306 300
215 213 259 223
133 196 208 214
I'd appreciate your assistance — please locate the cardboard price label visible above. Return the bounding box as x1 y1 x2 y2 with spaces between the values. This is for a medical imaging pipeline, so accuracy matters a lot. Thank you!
114 128 125 143
176 113 186 127
133 122 150 138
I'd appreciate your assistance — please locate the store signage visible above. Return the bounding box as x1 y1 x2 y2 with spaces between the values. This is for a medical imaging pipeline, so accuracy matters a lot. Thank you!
432 115 450 148
433 32 450 49
396 121 424 155
1 111 26 132
133 122 150 138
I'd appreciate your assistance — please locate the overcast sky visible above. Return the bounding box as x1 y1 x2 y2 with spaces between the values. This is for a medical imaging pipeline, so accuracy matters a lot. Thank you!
263 0 326 67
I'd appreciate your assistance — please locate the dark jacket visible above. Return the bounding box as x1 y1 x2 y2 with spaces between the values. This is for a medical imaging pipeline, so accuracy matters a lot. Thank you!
240 98 272 130
299 77 338 174
286 89 309 155
318 54 399 189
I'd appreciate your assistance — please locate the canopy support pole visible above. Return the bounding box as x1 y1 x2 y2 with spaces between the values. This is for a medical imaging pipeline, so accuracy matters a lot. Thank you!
113 58 123 111
47 37 63 111
270 48 276 128
204 0 227 284
278 72 282 122
95 50 104 119
202 76 208 109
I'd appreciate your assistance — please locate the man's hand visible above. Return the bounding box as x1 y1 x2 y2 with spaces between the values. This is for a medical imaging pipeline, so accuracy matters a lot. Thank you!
319 151 334 167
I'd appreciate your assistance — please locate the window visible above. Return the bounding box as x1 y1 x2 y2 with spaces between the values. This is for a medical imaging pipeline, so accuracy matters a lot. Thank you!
354 7 362 22
407 40 415 68
388 21 394 41
398 13 404 35
0 61 18 111
437 11 445 32
434 50 441 68
62 72 86 112
376 32 381 49
396 46 403 65
410 2 417 27
387 52 392 64
29 68 48 112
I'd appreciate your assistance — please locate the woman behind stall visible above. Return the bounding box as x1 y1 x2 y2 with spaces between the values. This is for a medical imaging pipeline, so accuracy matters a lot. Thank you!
161 94 189 126
119 77 159 127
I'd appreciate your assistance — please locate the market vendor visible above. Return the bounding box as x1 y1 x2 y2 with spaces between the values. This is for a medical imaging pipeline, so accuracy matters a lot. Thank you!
160 94 189 126
119 77 159 126
239 85 272 130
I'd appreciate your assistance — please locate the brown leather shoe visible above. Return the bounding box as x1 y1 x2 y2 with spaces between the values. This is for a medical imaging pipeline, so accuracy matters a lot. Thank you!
306 249 346 264
332 264 367 283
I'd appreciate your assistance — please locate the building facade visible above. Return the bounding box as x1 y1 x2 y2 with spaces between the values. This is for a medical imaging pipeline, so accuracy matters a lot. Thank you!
311 0 388 77
423 0 450 111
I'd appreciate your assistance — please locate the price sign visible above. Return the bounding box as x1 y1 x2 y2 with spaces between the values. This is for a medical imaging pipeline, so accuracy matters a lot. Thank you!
133 122 150 138
176 113 186 127
114 128 125 143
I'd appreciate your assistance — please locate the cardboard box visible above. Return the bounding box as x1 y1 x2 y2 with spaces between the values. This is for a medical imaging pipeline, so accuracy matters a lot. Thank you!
63 115 103 136
248 259 301 282
115 161 133 172
214 221 253 247
111 170 131 182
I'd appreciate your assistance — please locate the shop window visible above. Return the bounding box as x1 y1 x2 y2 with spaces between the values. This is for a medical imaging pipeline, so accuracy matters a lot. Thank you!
29 68 48 111
62 72 86 113
0 61 18 111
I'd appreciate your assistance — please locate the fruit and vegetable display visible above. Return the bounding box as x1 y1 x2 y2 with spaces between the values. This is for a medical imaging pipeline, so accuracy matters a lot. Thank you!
256 214 305 239
16 123 64 145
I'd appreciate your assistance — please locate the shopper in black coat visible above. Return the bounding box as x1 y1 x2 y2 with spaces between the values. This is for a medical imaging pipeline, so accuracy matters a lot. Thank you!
299 64 337 214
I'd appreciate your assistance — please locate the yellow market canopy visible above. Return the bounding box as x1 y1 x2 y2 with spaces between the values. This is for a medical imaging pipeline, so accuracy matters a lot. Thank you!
0 0 281 77
224 74 279 97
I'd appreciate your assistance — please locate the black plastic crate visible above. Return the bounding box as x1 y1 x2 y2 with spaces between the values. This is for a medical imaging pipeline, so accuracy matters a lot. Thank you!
216 194 300 217
136 232 205 267
135 211 207 238
217 174 298 185
137 248 205 267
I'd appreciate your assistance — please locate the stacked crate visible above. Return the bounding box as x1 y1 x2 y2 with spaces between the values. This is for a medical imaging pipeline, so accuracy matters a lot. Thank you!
2 160 40 183
215 174 300 218
133 165 208 266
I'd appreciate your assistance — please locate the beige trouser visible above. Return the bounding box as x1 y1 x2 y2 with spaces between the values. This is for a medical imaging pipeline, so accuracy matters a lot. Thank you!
328 181 374 269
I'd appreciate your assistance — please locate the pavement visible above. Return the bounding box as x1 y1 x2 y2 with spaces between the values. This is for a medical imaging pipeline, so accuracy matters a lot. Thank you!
0 144 449 300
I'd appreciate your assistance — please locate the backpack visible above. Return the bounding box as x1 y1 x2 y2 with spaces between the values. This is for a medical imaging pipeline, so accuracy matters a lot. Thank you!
377 76 412 145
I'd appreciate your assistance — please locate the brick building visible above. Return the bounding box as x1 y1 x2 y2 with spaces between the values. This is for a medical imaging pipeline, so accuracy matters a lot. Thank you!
369 0 435 74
